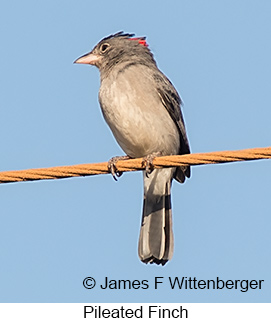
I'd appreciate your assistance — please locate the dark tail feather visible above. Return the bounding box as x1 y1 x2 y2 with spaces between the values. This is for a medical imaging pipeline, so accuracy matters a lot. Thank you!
138 181 173 265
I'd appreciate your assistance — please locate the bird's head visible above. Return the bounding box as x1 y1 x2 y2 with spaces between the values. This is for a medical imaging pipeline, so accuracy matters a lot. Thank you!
74 31 156 75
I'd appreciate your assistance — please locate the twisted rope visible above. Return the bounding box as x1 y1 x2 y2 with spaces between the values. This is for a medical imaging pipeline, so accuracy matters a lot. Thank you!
0 147 270 184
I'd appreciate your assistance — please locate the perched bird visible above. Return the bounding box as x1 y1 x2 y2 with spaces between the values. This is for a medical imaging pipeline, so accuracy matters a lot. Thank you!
74 32 190 265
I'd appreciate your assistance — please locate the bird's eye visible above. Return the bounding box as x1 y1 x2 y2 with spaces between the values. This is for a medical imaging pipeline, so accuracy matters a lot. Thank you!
100 43 110 53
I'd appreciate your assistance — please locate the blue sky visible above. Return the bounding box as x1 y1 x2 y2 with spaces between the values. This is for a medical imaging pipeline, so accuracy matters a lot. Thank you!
0 0 270 302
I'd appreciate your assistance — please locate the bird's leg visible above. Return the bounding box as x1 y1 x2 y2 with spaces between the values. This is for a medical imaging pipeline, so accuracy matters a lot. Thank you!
108 155 131 181
142 151 162 177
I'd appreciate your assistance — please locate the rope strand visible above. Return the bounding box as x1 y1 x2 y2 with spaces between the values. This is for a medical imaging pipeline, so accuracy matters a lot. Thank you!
0 146 270 184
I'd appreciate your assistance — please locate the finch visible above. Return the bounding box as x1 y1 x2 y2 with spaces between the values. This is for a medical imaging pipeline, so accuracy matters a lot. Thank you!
74 32 190 265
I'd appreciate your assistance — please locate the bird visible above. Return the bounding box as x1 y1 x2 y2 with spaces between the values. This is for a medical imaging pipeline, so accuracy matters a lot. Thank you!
74 31 190 265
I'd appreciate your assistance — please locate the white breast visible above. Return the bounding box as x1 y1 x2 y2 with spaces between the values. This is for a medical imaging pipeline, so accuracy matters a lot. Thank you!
99 64 180 158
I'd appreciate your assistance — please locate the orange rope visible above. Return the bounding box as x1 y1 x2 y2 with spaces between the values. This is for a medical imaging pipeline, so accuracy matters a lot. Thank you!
0 147 270 184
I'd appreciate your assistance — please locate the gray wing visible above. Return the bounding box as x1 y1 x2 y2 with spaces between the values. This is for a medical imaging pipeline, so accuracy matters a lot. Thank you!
153 72 191 181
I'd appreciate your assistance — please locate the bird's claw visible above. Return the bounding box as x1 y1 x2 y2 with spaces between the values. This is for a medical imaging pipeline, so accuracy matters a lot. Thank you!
108 156 129 181
142 152 162 177
142 159 154 177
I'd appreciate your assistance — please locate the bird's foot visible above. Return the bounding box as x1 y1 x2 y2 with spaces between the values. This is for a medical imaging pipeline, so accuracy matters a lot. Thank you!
142 152 162 177
108 155 130 181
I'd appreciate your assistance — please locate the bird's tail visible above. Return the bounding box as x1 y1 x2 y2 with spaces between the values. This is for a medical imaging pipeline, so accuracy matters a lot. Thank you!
138 168 174 265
